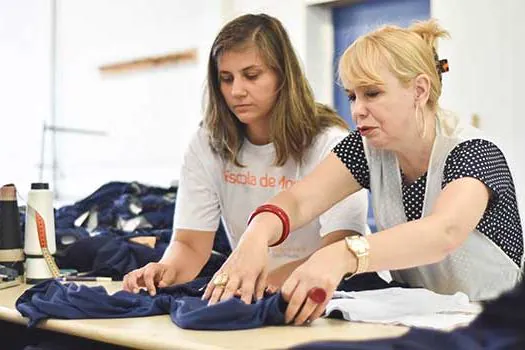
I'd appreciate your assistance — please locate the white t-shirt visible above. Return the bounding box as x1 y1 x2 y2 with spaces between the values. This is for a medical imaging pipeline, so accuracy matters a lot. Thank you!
174 125 368 269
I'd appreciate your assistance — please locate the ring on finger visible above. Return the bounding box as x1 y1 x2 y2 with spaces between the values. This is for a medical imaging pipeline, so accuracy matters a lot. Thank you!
213 272 229 287
307 287 327 304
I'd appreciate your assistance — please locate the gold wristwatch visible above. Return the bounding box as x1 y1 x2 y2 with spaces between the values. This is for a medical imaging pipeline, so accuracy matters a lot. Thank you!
344 235 370 276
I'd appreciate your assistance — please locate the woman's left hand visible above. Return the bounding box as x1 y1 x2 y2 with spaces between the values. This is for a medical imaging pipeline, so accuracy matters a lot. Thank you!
281 241 355 325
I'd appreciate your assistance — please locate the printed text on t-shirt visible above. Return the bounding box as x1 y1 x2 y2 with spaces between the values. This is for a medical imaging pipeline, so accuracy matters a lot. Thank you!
224 170 296 189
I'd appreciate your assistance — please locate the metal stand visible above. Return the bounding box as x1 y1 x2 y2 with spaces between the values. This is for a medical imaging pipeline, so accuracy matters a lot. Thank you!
38 123 107 200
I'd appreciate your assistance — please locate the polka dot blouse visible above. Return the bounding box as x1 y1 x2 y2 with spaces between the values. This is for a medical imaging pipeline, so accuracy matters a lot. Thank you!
333 130 523 266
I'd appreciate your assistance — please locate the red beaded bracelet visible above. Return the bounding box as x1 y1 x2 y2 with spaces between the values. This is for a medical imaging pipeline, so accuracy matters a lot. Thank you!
247 204 290 247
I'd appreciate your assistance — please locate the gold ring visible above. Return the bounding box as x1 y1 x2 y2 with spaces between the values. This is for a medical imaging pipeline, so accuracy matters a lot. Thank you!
213 272 229 287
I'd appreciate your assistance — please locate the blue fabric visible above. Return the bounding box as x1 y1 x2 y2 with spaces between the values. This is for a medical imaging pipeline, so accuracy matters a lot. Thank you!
0 319 126 350
54 182 176 244
18 274 525 347
86 236 225 279
54 235 115 273
38 181 231 279
89 236 167 279
55 182 170 227
336 272 404 293
16 278 286 330
52 181 230 257
292 329 520 350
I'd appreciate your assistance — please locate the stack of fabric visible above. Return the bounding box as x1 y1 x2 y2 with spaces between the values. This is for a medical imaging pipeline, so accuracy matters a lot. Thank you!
19 181 231 280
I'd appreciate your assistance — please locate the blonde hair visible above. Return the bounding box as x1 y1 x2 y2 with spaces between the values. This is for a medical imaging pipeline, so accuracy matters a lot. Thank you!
338 19 450 111
204 14 347 167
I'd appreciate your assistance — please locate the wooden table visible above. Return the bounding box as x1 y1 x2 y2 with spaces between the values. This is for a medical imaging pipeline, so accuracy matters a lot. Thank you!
0 281 409 350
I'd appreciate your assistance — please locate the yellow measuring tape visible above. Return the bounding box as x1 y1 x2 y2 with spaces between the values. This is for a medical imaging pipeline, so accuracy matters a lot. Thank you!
20 194 61 279
33 209 61 278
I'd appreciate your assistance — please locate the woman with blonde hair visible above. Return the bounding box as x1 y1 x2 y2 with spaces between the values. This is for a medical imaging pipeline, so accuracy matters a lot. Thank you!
123 13 368 298
203 19 523 324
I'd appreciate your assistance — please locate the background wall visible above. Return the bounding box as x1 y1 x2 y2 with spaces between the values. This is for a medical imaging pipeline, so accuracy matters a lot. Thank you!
0 0 523 205
51 0 224 202
432 0 525 203
0 0 52 197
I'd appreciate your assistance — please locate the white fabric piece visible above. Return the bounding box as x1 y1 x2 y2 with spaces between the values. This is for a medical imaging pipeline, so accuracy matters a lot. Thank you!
365 111 522 301
174 126 369 270
377 270 392 283
326 287 481 330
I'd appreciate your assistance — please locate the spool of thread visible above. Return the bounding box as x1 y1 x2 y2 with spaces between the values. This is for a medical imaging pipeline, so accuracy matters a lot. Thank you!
24 183 57 284
0 184 24 277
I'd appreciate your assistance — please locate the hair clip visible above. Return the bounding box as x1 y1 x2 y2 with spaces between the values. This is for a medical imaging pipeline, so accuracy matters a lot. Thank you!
437 59 449 74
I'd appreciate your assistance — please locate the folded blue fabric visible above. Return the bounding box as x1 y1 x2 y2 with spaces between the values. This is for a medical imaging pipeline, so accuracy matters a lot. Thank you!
16 278 286 330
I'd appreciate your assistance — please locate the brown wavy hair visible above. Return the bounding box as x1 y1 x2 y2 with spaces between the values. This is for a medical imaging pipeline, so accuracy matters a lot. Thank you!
204 13 347 167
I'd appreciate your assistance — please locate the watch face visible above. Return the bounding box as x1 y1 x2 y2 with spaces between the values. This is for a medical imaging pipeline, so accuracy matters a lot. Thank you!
351 238 368 255
345 236 369 257
354 241 366 254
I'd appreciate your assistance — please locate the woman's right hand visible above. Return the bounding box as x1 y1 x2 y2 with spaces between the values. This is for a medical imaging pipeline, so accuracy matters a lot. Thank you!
122 262 177 296
203 231 270 305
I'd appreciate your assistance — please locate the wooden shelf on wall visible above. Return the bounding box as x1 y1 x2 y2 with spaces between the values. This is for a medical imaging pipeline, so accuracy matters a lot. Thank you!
99 48 197 74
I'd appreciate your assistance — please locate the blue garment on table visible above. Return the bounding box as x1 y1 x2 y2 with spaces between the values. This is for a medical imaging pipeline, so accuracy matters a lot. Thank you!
87 235 225 279
0 319 126 350
51 181 229 257
16 278 286 330
291 329 516 350
55 228 226 280
89 236 167 279
336 272 403 293
54 182 172 229
54 182 176 245
54 235 115 273
46 181 231 279
292 328 519 350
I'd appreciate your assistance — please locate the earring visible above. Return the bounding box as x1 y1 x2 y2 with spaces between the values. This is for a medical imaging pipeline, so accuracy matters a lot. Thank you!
415 104 426 138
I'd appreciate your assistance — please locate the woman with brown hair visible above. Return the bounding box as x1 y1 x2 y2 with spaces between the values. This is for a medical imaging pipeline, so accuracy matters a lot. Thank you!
123 13 368 298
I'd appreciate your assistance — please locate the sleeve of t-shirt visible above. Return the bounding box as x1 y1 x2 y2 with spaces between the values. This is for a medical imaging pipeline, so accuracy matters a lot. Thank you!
332 130 371 189
442 139 512 207
317 128 369 237
173 129 221 232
